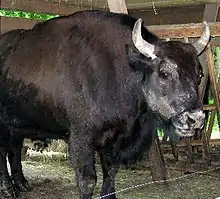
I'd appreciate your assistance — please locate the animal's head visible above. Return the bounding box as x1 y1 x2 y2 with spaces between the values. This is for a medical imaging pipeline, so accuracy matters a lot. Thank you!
128 19 209 138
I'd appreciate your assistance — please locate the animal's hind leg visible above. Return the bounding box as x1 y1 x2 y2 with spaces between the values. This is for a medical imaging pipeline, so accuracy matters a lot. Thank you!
0 125 18 198
99 151 118 199
68 129 97 199
8 137 31 192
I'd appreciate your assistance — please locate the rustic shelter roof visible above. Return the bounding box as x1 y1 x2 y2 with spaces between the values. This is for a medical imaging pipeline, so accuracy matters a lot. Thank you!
0 0 219 33
1 0 219 15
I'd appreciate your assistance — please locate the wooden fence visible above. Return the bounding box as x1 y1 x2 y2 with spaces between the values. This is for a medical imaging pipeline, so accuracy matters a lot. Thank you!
149 22 220 170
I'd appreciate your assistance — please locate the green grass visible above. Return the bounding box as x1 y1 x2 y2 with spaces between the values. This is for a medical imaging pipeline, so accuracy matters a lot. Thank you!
21 160 220 199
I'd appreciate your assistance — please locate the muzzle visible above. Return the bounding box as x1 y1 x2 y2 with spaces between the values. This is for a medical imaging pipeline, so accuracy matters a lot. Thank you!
171 109 205 137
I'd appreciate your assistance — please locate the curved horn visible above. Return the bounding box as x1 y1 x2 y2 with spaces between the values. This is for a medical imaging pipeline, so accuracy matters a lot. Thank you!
132 18 157 59
192 21 210 55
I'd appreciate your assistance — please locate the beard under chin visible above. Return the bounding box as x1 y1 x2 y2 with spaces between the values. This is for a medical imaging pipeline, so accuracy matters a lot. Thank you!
163 124 196 143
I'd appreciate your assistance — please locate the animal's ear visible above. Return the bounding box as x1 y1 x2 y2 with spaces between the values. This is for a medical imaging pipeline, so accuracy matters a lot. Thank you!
126 44 154 74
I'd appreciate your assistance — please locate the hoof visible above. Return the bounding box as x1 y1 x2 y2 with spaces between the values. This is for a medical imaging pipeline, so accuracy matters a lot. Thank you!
0 179 19 199
12 176 32 192
99 195 117 199
0 189 18 199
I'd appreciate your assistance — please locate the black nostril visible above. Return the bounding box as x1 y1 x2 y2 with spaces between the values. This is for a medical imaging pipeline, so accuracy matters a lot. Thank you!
187 115 196 124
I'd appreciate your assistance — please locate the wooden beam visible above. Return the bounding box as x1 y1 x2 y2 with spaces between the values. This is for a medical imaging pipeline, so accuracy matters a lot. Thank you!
80 0 219 10
107 0 128 14
0 0 82 15
203 3 219 22
148 22 220 39
1 16 220 40
0 17 40 33
162 139 220 148
148 136 168 181
206 45 220 112
125 0 219 10
1 0 219 15
203 104 216 111
210 37 220 46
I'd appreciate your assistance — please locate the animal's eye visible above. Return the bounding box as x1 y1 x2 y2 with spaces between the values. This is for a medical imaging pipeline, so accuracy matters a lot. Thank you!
159 70 169 79
197 73 203 84
199 73 203 78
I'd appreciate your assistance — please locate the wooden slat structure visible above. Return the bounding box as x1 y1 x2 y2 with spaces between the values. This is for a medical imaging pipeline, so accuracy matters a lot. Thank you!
151 21 220 167
148 22 220 38
1 16 220 37
2 14 220 36
163 139 220 148
1 0 219 12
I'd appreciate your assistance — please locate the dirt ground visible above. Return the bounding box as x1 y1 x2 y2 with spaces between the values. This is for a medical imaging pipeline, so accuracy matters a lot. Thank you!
16 159 220 199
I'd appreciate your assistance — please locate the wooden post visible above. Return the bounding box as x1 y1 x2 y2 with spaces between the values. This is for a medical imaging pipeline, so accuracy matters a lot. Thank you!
203 3 219 22
200 4 219 165
206 110 216 139
147 135 168 181
107 0 128 14
185 138 194 164
203 45 220 165
170 142 179 162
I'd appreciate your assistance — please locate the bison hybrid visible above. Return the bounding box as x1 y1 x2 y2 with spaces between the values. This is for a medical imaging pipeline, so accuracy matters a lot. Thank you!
0 10 208 199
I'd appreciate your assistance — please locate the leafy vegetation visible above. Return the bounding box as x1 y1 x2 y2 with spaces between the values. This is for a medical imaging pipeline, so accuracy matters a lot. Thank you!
0 8 58 20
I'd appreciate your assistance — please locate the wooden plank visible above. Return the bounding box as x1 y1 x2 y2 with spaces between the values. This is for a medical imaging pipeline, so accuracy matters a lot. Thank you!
125 0 220 10
0 16 40 33
202 127 211 166
148 22 220 38
162 139 220 148
185 138 194 164
82 0 219 10
107 0 128 14
0 0 82 15
1 15 220 39
200 2 218 114
206 46 220 158
211 37 220 47
206 45 220 112
1 0 217 13
203 104 216 111
203 3 219 22
206 110 216 139
170 142 179 162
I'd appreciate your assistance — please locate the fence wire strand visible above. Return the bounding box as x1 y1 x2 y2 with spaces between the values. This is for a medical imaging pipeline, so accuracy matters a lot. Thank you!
95 166 220 199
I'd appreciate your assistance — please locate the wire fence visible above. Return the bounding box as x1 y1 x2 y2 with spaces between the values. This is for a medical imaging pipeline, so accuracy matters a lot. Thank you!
95 166 220 199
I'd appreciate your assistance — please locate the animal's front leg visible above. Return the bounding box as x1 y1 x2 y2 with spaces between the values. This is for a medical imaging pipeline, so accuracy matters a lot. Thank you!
0 124 19 199
8 137 31 193
69 129 97 199
99 150 118 199
0 146 18 198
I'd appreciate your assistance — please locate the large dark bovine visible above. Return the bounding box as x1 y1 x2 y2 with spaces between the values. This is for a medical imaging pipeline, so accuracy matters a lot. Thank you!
0 29 59 197
0 10 208 199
